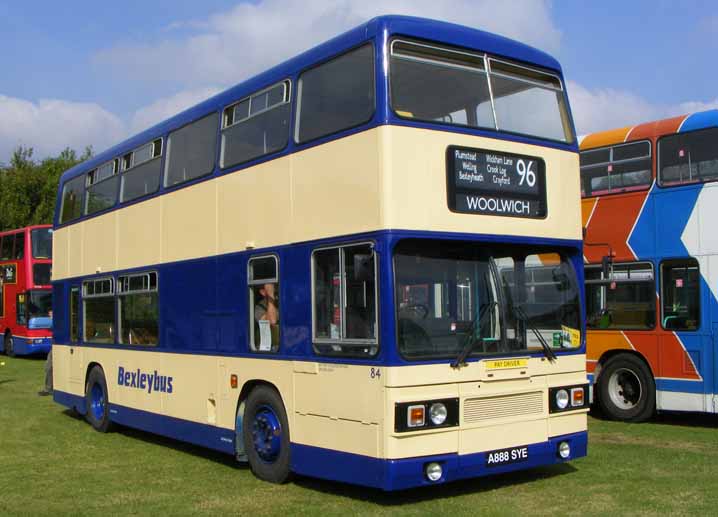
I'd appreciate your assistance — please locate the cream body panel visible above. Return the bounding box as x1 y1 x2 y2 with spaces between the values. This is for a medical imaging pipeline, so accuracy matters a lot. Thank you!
217 158 292 254
459 420 548 456
380 126 581 240
53 126 579 281
162 180 218 263
384 355 586 388
292 414 380 457
547 411 588 437
117 200 162 271
290 129 382 243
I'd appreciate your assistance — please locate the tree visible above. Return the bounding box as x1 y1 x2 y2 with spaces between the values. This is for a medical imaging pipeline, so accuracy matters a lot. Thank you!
0 146 91 231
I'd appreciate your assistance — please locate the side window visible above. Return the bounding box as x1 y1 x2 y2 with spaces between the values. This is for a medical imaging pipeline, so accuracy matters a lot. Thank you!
661 259 700 330
586 262 656 330
1 234 14 260
165 112 219 187
0 282 4 317
221 81 290 169
16 293 27 326
121 139 163 203
312 243 377 357
13 233 25 259
86 159 119 215
248 256 280 352
659 127 718 186
295 44 375 143
70 287 79 342
118 272 159 346
60 175 85 223
83 277 116 344
580 141 652 197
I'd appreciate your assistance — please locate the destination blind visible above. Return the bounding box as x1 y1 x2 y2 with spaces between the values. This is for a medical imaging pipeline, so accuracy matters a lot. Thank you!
446 146 547 218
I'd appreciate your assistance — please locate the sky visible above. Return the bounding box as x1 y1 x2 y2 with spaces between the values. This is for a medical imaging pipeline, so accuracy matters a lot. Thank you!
1 0 717 162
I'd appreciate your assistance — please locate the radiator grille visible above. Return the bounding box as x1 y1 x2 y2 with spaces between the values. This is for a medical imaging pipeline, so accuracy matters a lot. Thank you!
464 391 544 423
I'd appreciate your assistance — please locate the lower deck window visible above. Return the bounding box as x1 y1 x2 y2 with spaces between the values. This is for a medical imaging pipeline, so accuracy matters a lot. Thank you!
84 277 116 344
661 260 700 330
312 243 378 357
118 272 159 346
586 263 656 330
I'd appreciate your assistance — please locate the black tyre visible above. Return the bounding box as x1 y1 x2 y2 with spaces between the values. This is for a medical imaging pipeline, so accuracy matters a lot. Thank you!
242 386 291 483
85 366 114 432
597 354 655 422
4 333 15 357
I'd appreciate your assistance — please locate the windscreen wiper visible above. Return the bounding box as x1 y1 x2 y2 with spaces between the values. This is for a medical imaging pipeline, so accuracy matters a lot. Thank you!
451 301 496 369
513 305 557 362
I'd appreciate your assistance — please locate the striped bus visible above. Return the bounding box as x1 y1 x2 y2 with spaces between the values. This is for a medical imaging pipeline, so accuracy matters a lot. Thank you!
52 15 588 490
0 225 53 356
581 109 718 421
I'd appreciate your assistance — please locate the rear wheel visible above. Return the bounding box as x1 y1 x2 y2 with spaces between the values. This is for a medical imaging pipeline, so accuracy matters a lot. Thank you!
4 333 15 357
85 366 114 432
242 386 291 484
597 354 655 422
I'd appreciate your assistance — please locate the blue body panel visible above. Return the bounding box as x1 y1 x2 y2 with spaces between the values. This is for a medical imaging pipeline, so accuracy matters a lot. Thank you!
12 336 51 355
52 229 585 367
54 389 585 490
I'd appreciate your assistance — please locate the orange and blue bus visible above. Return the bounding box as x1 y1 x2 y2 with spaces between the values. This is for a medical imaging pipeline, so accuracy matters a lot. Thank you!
581 109 718 421
0 225 53 356
52 16 588 490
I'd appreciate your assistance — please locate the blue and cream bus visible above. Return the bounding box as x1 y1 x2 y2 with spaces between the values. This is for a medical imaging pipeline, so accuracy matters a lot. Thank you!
52 16 588 490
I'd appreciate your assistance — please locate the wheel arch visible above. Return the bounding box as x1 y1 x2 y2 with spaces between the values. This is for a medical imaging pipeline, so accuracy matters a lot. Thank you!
595 349 656 384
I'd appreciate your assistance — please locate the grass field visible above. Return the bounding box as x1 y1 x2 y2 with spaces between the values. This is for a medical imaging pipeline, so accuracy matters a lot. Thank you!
1 356 716 516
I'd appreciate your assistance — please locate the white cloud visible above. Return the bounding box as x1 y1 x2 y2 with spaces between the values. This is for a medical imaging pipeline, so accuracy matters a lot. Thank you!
0 95 125 163
94 0 562 89
130 87 222 133
568 80 718 135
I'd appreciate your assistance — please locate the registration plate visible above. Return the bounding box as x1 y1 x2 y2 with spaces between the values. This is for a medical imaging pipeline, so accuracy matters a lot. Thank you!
485 446 529 467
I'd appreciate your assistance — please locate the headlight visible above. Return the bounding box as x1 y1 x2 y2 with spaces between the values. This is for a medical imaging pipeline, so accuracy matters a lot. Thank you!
429 402 447 425
425 462 443 482
555 389 569 409
558 441 571 459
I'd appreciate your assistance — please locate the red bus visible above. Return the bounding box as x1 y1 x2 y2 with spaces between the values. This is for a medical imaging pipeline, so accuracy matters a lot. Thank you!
0 225 53 356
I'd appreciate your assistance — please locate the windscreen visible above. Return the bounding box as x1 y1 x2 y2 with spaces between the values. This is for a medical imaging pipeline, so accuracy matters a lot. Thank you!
395 240 581 360
390 40 574 143
28 290 52 319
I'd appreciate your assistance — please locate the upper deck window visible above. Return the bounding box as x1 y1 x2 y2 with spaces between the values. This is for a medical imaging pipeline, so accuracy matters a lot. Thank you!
31 228 52 259
390 40 574 144
658 127 718 186
60 175 85 224
580 141 652 197
295 44 375 144
221 81 290 169
165 112 218 187
86 158 119 215
121 139 163 203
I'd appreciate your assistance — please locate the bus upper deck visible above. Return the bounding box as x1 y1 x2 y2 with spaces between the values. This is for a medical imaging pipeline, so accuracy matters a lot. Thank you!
52 16 587 490
580 109 718 420
0 225 53 356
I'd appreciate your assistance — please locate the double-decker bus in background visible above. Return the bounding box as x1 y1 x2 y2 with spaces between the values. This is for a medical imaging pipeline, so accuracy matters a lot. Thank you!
581 109 718 421
0 225 53 356
52 16 588 490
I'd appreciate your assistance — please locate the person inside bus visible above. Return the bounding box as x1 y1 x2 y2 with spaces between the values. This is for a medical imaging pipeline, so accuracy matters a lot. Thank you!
254 282 279 351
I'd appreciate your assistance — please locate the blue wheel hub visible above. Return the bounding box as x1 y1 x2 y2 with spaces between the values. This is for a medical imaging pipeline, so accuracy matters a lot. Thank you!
252 405 282 462
90 383 105 421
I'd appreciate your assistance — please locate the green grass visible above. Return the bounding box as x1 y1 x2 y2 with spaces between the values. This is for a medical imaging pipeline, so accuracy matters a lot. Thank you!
1 357 716 516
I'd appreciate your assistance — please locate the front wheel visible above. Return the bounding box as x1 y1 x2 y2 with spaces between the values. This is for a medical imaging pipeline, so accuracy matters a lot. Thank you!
242 386 291 484
4 333 15 357
85 366 114 432
597 354 655 422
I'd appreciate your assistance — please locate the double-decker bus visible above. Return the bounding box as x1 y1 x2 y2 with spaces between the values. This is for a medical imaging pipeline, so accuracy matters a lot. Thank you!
52 16 587 490
0 225 53 356
580 109 718 421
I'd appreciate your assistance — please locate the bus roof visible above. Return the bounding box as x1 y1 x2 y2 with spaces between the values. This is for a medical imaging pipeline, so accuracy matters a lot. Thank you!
58 15 563 186
0 224 52 237
579 108 718 150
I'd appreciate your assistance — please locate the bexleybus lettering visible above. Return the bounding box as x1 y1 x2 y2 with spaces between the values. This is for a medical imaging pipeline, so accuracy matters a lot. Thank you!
117 366 173 394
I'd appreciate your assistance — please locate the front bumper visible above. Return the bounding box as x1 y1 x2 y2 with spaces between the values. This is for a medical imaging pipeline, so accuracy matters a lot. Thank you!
291 430 588 491
12 336 52 355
